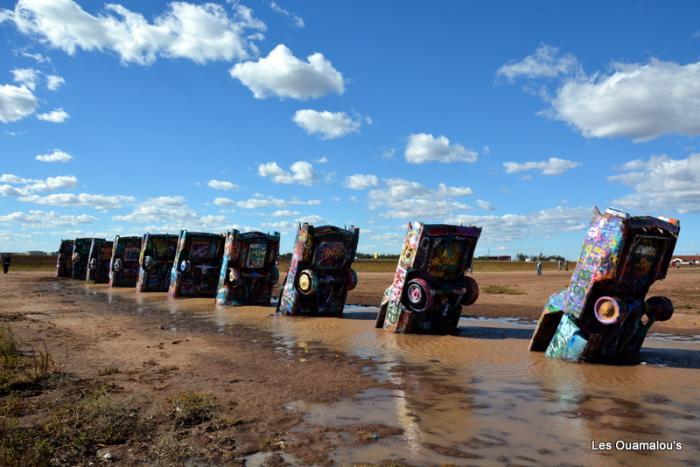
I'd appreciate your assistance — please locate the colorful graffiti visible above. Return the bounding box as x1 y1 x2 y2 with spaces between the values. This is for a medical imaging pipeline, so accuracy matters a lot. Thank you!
216 230 280 306
109 236 143 288
86 239 113 283
56 239 74 278
530 207 680 364
71 238 97 280
276 223 359 316
377 223 482 334
168 231 225 298
136 233 179 292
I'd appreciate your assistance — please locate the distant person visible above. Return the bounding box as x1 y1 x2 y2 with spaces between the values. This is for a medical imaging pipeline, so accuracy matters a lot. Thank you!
558 259 564 271
2 253 10 274
565 261 569 271
536 261 543 276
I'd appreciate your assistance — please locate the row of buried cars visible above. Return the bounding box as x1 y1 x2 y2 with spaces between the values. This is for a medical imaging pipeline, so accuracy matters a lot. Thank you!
55 207 680 365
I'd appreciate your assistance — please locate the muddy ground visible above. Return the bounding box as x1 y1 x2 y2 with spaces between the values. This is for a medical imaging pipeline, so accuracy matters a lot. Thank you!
1 270 698 465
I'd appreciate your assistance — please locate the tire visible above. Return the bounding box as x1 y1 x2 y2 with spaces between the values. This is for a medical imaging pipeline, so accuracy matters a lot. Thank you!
459 276 479 306
144 256 154 270
180 260 191 273
297 269 317 295
113 259 122 272
346 268 358 291
228 267 241 287
645 296 674 322
593 296 623 325
89 258 97 270
403 278 433 312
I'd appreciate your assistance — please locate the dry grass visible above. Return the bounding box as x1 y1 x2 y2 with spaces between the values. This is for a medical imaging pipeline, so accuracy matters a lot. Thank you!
482 284 525 295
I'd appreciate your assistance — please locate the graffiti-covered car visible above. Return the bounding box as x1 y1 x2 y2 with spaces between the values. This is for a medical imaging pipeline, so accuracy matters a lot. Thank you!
168 231 225 298
529 207 680 364
216 230 280 306
71 238 96 280
375 223 482 334
277 223 359 316
109 235 143 287
86 238 113 283
136 233 179 292
56 239 74 278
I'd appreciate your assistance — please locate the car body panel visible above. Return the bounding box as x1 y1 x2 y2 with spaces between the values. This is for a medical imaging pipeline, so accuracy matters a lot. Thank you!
136 233 179 292
216 230 281 306
529 207 680 363
56 239 74 278
86 238 113 283
71 238 96 280
168 231 225 298
109 236 143 287
376 222 482 334
276 223 359 315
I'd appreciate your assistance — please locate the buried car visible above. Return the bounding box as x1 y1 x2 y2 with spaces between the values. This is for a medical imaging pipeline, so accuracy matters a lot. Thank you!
56 239 74 278
168 231 225 298
71 238 96 280
375 222 481 334
529 207 680 364
136 233 179 292
277 223 359 316
86 238 113 283
216 230 281 306
109 235 143 287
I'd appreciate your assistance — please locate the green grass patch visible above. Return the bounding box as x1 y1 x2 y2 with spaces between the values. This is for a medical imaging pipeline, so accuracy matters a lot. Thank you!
170 391 217 427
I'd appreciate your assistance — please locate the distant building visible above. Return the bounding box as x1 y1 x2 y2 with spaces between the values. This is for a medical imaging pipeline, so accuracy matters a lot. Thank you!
25 251 49 256
476 255 512 261
671 255 700 266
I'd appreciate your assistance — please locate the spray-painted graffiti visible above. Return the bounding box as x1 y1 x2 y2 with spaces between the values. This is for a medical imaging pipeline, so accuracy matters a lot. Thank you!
56 240 74 278
86 238 113 283
168 231 225 298
276 223 359 316
71 238 97 280
216 230 280 306
530 207 680 364
109 236 143 287
136 233 179 292
377 223 482 334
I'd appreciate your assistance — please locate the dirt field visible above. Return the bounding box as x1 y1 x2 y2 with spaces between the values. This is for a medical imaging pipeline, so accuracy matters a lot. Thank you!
1 270 698 465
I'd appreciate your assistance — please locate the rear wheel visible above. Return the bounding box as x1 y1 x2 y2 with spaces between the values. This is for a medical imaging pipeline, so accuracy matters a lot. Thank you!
113 259 122 272
346 268 358 291
403 278 433 312
458 276 479 306
89 258 97 270
593 296 623 325
297 269 317 295
180 260 191 273
228 267 241 287
645 296 674 322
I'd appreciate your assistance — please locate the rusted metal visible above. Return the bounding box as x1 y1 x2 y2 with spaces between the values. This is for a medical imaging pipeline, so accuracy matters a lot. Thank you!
168 230 225 298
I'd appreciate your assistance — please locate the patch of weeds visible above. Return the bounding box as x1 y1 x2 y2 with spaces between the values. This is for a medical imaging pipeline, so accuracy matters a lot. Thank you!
0 394 26 417
0 324 55 394
170 391 217 427
482 284 524 295
98 367 120 376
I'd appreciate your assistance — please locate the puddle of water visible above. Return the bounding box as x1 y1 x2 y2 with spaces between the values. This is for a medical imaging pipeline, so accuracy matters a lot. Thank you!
77 283 700 465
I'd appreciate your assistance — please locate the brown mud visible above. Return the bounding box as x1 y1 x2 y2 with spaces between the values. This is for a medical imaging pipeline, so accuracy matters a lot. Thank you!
1 271 699 465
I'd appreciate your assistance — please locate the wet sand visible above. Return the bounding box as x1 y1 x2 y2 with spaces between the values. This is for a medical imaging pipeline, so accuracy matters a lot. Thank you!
1 271 699 465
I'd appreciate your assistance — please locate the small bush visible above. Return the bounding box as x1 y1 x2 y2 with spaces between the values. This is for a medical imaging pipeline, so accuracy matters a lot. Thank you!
482 284 524 295
170 391 217 427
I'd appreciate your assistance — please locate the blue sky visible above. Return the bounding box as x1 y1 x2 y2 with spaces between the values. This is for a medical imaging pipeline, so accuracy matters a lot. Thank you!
1 0 699 257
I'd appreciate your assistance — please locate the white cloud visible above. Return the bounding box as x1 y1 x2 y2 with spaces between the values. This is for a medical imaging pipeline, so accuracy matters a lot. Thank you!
344 173 379 190
11 67 39 90
207 179 239 191
292 109 362 139
405 133 478 164
0 174 30 184
35 149 73 163
230 44 344 99
17 49 50 63
37 107 70 123
448 206 591 243
0 209 96 226
46 74 65 91
214 196 235 206
113 195 196 223
314 156 328 164
271 209 299 217
269 1 304 27
369 178 473 219
258 160 317 185
476 199 495 211
19 192 134 210
503 157 580 175
261 220 294 230
0 83 38 123
236 194 320 209
1 0 265 65
497 44 580 80
551 59 700 141
608 153 700 214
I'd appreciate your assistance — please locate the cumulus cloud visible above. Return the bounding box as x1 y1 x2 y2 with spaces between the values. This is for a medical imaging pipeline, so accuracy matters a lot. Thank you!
258 160 317 185
19 193 134 210
292 109 362 139
448 206 591 243
0 83 38 123
0 209 96 226
269 1 304 27
476 199 495 211
113 195 213 227
37 107 70 123
344 174 379 190
46 74 65 91
608 153 700 214
213 196 235 206
11 67 39 90
230 44 344 99
235 194 320 209
35 149 73 162
405 133 478 164
503 157 580 175
1 0 265 65
497 44 580 80
369 178 473 219
207 179 239 191
271 209 299 217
